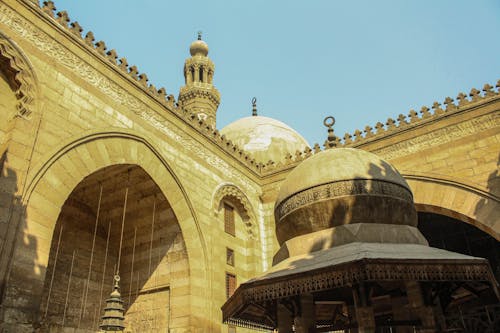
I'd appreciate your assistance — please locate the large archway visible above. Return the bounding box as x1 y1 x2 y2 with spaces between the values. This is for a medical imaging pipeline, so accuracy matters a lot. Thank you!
1 133 209 332
40 164 185 331
418 212 500 332
405 174 500 240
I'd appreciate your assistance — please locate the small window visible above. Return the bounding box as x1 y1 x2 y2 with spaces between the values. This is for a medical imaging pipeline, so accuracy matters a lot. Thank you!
226 248 234 266
228 325 236 333
224 203 235 236
226 273 236 299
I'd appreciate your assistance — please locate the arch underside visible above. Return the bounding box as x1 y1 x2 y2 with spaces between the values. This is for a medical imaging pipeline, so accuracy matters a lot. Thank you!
405 175 499 240
2 132 209 331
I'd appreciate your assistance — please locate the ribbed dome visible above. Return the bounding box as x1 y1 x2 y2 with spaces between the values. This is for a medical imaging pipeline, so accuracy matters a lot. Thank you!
274 148 417 245
220 116 309 164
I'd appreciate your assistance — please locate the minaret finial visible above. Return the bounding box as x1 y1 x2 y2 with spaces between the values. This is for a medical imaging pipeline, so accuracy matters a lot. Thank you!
197 31 202 40
323 116 337 149
252 97 257 116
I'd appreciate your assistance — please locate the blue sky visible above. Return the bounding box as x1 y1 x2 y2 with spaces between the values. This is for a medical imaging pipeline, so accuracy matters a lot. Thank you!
51 0 500 146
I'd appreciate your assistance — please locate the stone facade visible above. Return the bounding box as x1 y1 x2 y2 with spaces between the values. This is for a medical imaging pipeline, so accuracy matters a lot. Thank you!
0 0 498 332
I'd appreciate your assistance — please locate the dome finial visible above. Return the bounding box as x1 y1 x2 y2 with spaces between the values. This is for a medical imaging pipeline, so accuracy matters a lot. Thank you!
323 116 337 149
252 97 257 116
197 30 202 40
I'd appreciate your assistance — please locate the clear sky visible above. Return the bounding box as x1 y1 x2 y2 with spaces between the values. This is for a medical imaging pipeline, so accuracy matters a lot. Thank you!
51 0 500 146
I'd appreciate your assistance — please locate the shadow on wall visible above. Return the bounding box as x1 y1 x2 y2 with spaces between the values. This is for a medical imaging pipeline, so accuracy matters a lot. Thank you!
474 152 500 223
0 150 42 331
306 160 404 252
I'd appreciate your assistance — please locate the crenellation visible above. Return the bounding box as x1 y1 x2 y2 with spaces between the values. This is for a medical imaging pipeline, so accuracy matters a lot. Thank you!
138 73 148 87
364 125 374 138
397 114 408 126
443 96 457 112
432 101 445 115
407 110 419 123
106 49 118 64
128 65 139 80
265 80 499 173
343 132 353 144
84 31 94 47
353 129 363 142
118 57 128 71
55 10 69 27
94 40 107 56
386 117 397 131
41 1 56 17
0 3 498 331
69 21 82 37
469 87 481 102
483 83 495 97
420 106 431 118
456 92 469 106
373 121 385 134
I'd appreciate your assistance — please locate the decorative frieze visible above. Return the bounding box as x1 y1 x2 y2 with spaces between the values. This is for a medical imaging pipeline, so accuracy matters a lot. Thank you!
373 112 499 160
0 2 261 191
275 179 413 220
241 260 493 302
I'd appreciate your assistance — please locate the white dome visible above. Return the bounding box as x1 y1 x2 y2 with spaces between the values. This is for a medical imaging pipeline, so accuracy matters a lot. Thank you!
220 116 309 164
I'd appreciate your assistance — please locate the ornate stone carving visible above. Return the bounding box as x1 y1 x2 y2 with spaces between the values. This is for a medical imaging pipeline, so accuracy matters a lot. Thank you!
213 184 257 237
0 31 38 118
276 179 413 220
373 112 499 160
0 3 261 191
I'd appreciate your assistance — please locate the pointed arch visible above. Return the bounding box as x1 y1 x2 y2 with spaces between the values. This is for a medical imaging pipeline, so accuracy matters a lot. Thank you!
404 173 499 240
212 183 257 238
0 31 39 118
2 128 209 330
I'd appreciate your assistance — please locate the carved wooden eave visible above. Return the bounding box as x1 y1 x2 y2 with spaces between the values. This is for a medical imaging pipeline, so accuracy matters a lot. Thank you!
222 243 499 330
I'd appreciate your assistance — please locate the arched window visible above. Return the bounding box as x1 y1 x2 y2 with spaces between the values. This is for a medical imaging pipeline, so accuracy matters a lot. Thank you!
199 66 204 82
223 202 235 236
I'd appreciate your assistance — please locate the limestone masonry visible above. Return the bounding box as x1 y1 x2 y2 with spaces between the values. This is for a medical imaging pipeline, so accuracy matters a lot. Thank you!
0 1 498 332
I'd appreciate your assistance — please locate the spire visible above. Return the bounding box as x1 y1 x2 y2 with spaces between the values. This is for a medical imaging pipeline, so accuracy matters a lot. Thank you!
252 97 257 116
323 116 338 149
99 275 125 332
178 32 220 128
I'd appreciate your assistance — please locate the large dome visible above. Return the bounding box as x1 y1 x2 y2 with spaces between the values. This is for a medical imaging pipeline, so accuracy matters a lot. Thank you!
220 116 309 164
274 148 417 245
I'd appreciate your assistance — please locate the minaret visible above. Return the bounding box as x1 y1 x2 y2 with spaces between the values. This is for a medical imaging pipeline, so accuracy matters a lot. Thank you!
178 32 220 128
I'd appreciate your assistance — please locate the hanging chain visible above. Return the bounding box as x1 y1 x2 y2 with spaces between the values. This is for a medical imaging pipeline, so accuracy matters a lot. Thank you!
43 223 64 320
96 219 112 330
78 183 103 329
116 171 130 274
62 250 76 327
128 227 137 307
148 196 156 276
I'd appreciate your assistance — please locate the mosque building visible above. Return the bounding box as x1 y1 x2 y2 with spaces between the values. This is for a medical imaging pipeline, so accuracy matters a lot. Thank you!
0 1 498 332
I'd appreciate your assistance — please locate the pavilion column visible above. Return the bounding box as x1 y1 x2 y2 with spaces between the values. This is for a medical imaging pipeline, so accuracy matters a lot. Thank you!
353 284 375 333
193 64 200 82
277 302 293 333
405 281 436 333
391 295 412 333
294 294 315 333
